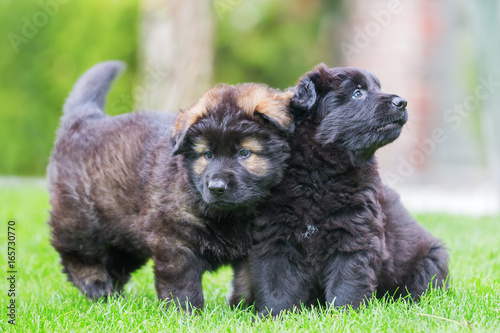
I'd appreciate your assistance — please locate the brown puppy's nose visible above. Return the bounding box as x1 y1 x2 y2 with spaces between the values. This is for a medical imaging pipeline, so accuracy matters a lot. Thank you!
208 179 227 196
392 97 407 111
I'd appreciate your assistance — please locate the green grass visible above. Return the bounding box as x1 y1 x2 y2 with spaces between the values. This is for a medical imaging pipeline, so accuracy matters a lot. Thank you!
1 181 499 332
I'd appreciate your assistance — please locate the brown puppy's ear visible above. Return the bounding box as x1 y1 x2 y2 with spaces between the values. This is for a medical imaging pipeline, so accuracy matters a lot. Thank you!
237 84 295 134
291 63 332 112
253 89 295 134
170 99 209 156
170 109 192 155
170 85 229 155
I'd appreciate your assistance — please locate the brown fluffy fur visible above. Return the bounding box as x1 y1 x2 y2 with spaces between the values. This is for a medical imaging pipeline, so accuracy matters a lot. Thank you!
48 61 293 311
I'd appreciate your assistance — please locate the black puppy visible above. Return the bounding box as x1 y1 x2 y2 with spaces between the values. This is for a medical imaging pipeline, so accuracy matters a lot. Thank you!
229 64 448 316
48 61 293 311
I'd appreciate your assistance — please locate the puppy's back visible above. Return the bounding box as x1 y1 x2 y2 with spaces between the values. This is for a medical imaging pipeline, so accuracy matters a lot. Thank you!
48 62 174 230
378 185 449 297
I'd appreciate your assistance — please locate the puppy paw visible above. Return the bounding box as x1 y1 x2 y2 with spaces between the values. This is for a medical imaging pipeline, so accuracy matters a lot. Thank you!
66 263 114 299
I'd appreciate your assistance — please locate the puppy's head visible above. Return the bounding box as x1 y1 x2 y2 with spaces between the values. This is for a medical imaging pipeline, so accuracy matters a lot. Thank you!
170 83 293 212
291 63 407 163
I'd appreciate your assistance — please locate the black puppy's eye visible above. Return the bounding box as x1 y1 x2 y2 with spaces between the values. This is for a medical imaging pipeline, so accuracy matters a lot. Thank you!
352 90 363 99
203 150 214 160
238 148 251 159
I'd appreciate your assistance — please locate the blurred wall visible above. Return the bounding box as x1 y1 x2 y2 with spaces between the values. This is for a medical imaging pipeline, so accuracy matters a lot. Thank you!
339 0 500 214
340 0 447 183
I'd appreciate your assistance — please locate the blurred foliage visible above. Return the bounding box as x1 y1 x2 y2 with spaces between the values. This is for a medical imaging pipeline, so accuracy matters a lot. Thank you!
0 0 139 176
214 0 346 89
0 0 344 175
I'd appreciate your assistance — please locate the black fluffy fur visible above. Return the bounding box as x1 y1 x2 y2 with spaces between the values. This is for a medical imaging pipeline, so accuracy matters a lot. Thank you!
229 64 449 316
48 61 291 311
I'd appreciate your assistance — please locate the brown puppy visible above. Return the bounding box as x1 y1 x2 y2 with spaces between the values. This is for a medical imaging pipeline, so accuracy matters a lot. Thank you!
48 61 293 311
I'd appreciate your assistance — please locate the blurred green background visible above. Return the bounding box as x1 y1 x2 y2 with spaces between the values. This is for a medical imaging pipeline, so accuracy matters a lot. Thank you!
1 0 139 175
1 0 499 217
0 0 342 176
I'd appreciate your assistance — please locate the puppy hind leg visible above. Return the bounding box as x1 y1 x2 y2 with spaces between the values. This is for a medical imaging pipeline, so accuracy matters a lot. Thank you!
60 252 114 300
405 242 449 301
323 252 378 310
104 247 149 294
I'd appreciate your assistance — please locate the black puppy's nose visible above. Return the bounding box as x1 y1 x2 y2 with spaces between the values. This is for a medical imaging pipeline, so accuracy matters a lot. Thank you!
392 97 407 111
208 179 227 196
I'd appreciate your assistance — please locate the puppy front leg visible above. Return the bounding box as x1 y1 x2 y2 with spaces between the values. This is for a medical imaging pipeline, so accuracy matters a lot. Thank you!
250 242 310 317
229 258 255 308
153 245 208 313
324 251 378 310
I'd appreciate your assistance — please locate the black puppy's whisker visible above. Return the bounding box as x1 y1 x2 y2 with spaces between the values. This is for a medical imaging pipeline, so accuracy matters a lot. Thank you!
403 123 416 136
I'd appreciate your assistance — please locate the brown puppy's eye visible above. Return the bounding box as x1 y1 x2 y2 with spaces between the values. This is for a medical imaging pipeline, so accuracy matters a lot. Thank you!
238 148 251 159
203 150 214 160
352 90 363 99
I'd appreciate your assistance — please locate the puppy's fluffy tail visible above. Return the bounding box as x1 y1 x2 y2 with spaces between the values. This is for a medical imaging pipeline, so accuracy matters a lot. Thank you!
63 60 125 120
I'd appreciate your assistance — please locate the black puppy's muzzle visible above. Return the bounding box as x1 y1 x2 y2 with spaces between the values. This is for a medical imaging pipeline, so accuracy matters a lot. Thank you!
392 97 407 112
392 96 408 126
374 95 408 133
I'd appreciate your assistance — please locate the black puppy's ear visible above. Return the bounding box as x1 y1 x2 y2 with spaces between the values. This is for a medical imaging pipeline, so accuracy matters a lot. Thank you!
291 77 317 111
291 63 332 112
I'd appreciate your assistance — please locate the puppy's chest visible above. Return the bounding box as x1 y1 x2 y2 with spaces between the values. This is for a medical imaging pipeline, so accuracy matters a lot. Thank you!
288 180 383 254
196 219 253 266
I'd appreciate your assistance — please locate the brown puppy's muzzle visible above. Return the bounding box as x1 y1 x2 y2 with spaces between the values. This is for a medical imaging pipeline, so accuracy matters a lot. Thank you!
207 177 228 197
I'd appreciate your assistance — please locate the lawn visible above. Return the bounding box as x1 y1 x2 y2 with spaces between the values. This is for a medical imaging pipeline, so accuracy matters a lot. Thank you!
1 181 499 332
